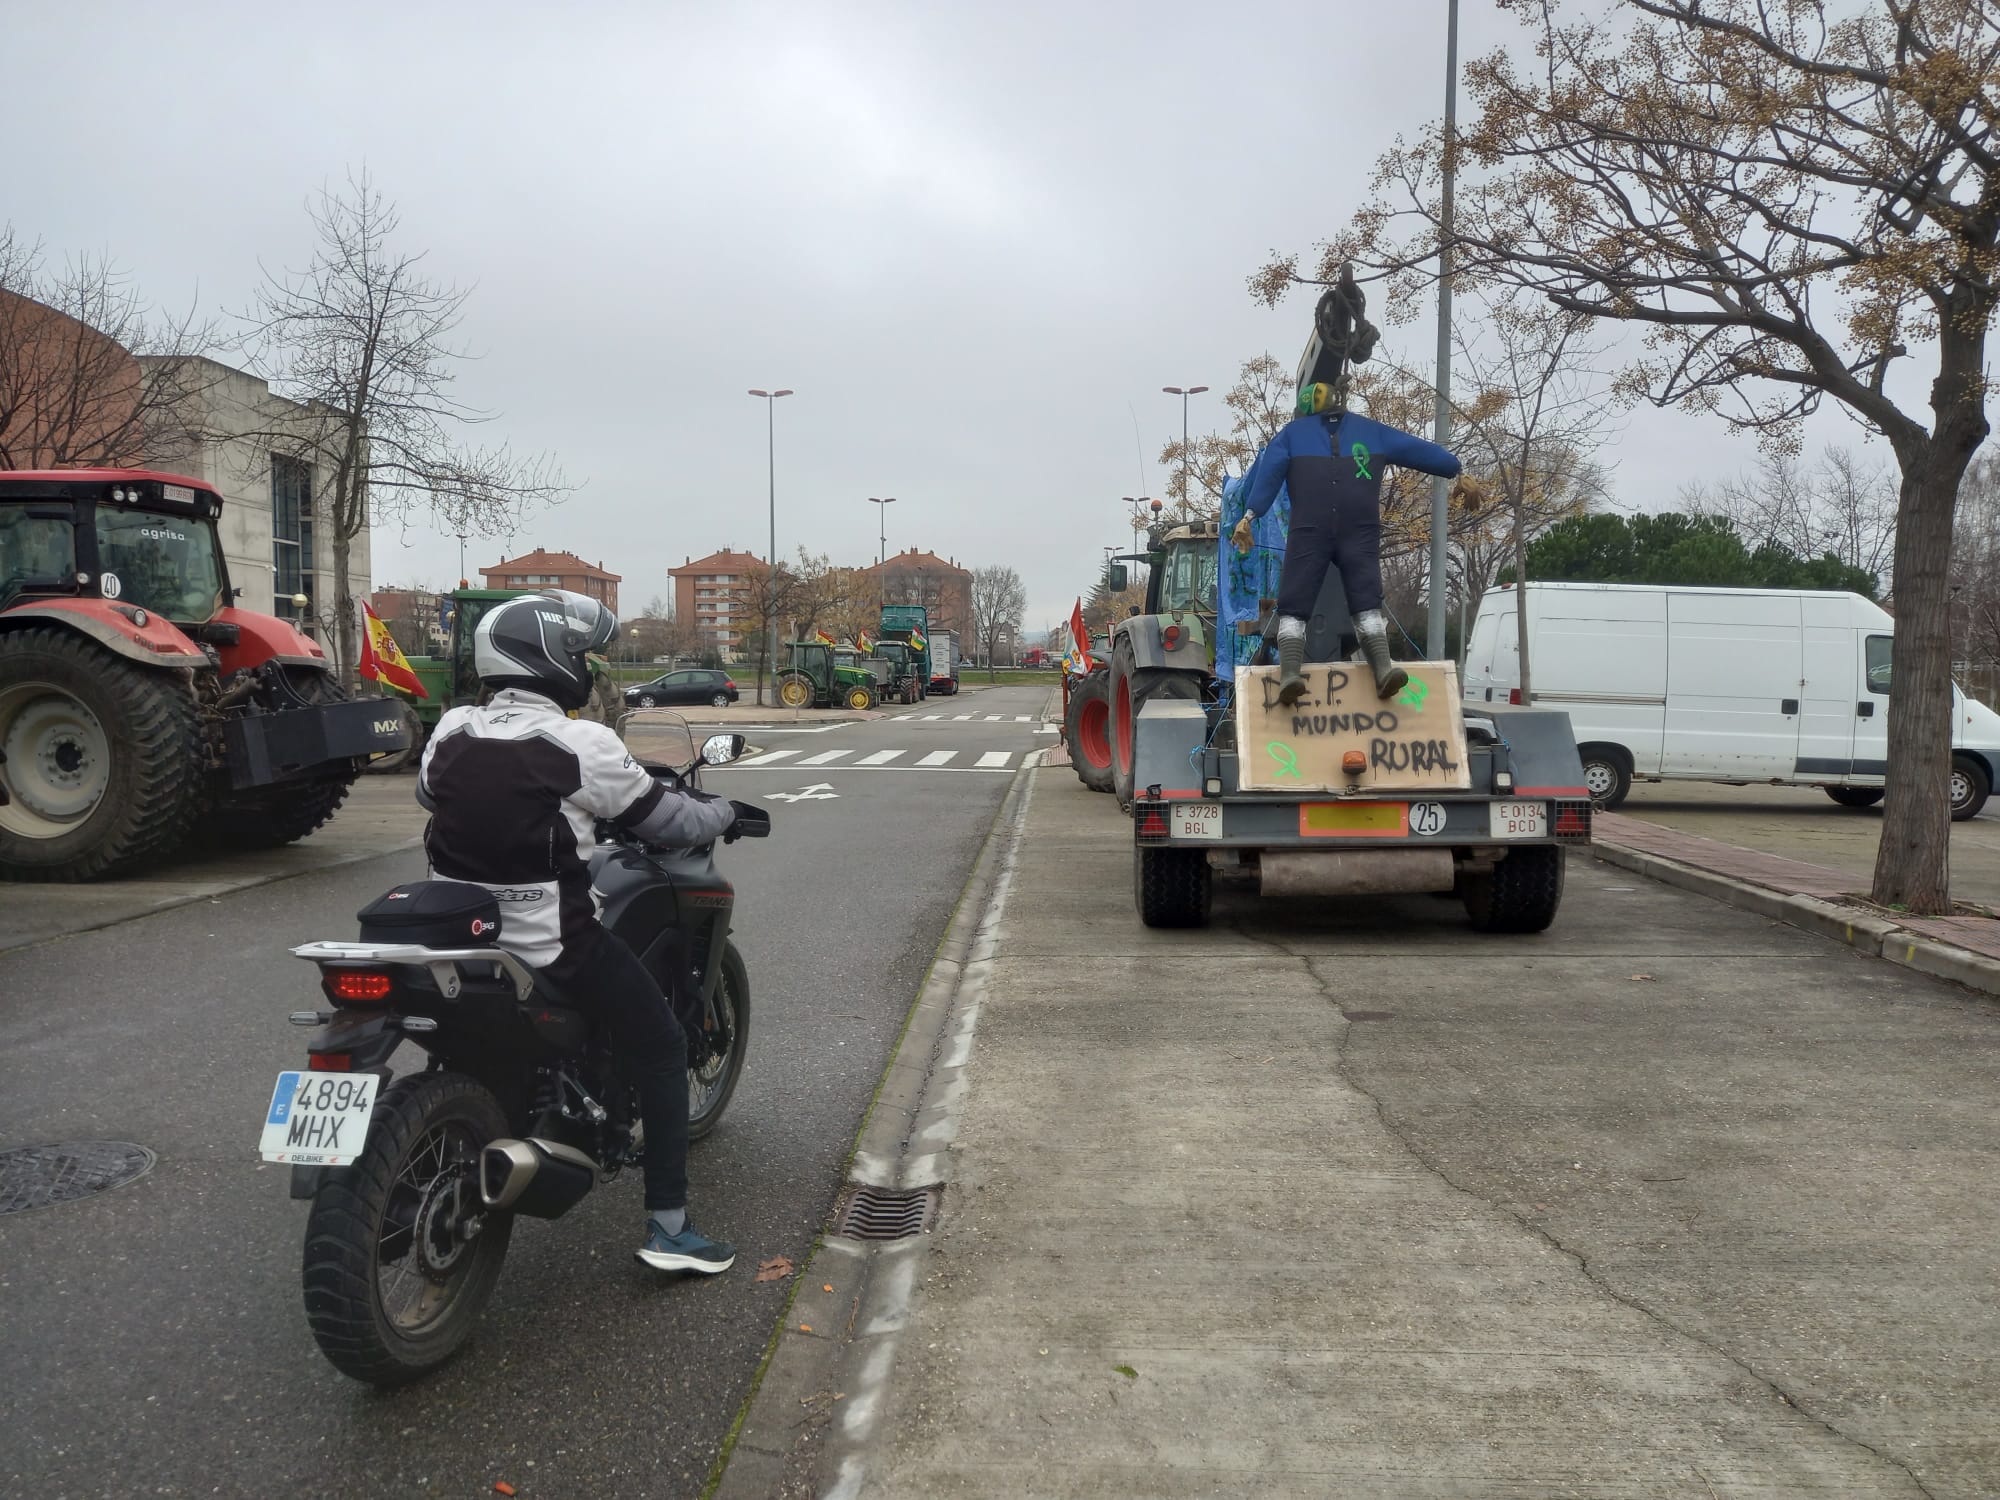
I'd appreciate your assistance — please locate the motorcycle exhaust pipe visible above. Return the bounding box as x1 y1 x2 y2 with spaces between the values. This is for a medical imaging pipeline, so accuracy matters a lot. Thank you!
479 1138 597 1219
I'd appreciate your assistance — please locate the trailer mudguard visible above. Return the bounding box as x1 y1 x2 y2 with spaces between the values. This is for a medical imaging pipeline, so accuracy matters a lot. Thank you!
1132 698 1211 800
1477 706 1590 796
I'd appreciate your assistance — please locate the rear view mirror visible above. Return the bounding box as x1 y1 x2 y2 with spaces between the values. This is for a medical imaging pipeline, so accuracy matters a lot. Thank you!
702 733 747 765
1107 564 1128 591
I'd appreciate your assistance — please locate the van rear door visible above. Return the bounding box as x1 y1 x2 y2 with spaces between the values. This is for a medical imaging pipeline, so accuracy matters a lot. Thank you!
1663 592 1803 779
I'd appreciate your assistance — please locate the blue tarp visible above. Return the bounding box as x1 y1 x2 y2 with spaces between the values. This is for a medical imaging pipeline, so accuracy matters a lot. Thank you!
1215 471 1291 680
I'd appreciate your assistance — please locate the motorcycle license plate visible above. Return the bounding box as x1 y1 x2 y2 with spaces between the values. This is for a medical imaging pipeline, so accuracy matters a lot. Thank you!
258 1071 378 1166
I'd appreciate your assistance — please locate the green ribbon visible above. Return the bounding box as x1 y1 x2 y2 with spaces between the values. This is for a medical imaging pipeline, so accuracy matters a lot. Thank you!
1267 741 1301 780
1398 674 1429 710
1351 443 1373 480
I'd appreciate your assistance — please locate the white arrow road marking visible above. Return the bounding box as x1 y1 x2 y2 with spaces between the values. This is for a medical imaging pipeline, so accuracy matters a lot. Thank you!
856 749 905 765
737 748 801 767
764 783 839 802
915 750 957 767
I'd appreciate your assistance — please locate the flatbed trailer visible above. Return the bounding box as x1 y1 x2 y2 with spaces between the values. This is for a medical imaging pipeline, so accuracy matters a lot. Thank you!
1127 677 1593 931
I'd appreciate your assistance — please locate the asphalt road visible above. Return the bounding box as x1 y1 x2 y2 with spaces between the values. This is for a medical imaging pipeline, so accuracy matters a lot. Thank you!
0 684 1053 1500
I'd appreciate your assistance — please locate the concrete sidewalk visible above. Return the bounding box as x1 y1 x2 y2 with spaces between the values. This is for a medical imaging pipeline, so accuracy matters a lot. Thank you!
792 767 2000 1498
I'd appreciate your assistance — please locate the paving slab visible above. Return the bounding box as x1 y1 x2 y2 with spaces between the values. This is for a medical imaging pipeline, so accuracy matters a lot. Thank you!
840 770 1998 1499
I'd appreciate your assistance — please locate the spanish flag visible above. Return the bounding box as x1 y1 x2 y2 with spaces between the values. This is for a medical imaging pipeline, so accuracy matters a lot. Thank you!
359 600 429 698
815 626 836 646
856 629 874 654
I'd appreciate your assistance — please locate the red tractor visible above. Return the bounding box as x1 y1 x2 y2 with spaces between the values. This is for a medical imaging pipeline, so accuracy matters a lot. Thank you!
0 469 411 881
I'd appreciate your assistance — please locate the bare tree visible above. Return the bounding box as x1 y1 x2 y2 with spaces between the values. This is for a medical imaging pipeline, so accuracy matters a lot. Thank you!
1685 447 1899 588
0 226 223 470
1257 1 2000 913
971 565 1027 682
1449 298 1613 699
240 172 570 679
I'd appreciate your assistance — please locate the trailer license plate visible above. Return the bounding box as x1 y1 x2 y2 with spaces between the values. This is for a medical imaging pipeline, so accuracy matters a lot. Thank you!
1173 803 1223 840
1490 801 1548 839
258 1070 378 1166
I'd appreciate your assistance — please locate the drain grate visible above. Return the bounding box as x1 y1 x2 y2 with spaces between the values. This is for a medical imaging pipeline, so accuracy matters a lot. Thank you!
0 1141 156 1216
830 1183 942 1241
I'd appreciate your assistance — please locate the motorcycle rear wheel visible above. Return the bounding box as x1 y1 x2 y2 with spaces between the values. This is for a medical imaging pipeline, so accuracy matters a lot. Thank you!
302 1072 514 1385
688 941 751 1141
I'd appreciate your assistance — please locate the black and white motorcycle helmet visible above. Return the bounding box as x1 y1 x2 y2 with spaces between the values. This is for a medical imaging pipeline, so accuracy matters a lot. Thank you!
474 589 619 710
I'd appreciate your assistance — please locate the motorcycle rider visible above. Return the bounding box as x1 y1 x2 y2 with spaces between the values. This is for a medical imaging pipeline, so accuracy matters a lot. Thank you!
416 589 740 1274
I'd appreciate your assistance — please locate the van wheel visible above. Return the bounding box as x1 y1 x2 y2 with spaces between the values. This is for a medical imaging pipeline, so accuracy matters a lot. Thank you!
1951 754 1990 821
1825 786 1884 809
1578 746 1631 810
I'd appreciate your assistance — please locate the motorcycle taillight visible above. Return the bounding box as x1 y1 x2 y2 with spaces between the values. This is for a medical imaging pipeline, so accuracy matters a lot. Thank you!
322 968 395 1005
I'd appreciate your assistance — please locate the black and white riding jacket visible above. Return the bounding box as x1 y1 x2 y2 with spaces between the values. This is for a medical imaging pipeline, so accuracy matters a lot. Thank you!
416 688 736 969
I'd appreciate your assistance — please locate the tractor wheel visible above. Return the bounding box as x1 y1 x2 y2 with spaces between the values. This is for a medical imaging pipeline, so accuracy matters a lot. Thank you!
1134 846 1211 928
1459 846 1566 934
1110 638 1201 813
1065 670 1114 794
0 627 204 881
208 776 353 850
209 669 362 849
777 673 815 710
844 683 876 712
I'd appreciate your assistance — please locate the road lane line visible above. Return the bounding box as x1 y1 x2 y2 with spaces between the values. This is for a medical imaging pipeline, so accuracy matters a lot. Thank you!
975 751 1012 768
916 750 957 767
737 748 802 767
799 749 856 766
856 749 905 765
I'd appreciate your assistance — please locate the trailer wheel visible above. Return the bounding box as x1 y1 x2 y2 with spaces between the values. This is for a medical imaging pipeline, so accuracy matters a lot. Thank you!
1824 786 1884 809
1135 846 1211 928
1951 753 1990 821
1578 745 1632 809
1460 846 1565 933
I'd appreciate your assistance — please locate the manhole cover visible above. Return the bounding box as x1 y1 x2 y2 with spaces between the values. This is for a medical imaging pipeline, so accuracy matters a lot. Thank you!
0 1142 156 1215
830 1183 942 1241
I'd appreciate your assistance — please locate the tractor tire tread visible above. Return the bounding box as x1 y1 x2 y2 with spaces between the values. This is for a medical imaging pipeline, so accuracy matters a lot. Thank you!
0 626 204 881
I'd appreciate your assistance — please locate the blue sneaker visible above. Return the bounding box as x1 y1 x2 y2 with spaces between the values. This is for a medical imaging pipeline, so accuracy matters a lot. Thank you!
636 1220 736 1275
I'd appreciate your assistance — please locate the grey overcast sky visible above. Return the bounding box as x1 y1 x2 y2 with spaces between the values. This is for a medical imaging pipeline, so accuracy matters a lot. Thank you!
10 0 1821 636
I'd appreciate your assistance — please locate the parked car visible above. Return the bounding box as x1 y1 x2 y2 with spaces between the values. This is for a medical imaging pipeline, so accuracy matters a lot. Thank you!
624 668 739 709
1464 580 2000 818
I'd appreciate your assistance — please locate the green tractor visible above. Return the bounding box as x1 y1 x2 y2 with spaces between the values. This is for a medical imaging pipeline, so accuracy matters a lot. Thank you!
869 640 924 705
366 587 527 770
777 641 877 711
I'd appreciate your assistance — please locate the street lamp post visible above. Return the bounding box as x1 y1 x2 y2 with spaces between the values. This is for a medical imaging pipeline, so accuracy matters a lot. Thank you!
1427 0 1461 659
1162 386 1209 516
748 388 793 705
868 496 897 569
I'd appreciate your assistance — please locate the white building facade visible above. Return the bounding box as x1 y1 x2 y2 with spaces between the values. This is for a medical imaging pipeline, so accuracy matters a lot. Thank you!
138 356 368 646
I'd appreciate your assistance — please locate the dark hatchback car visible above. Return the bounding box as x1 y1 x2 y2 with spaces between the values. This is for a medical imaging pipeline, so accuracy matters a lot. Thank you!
624 668 740 709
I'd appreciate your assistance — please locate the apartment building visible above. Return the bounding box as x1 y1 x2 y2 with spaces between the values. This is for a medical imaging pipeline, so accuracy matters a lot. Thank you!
670 548 766 658
480 549 620 614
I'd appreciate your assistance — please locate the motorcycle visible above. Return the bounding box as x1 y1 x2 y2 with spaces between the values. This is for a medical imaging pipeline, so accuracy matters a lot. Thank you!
257 716 770 1385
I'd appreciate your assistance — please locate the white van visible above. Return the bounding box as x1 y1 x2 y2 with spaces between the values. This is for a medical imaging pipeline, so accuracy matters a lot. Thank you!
1462 582 2000 819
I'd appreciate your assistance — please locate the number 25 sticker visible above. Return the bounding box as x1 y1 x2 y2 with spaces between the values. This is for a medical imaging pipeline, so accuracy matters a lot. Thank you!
1409 802 1446 836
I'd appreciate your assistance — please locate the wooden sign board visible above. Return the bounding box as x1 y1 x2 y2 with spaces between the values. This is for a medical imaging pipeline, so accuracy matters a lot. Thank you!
1233 660 1471 793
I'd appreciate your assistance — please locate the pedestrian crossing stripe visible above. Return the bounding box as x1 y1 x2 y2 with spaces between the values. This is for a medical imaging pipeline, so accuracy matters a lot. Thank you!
723 747 1021 772
888 714 1035 722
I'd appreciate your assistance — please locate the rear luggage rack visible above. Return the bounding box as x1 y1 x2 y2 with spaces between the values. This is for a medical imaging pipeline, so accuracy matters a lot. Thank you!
290 940 537 1000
